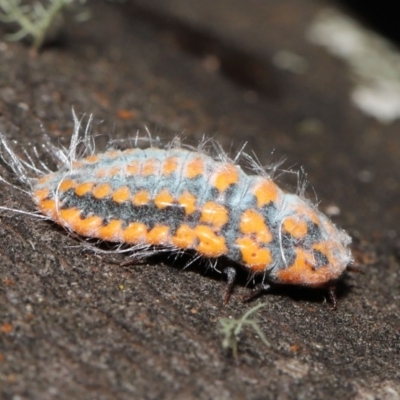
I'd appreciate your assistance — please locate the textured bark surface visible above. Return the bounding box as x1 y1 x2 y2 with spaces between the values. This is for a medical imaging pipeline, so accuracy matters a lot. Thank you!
0 1 399 399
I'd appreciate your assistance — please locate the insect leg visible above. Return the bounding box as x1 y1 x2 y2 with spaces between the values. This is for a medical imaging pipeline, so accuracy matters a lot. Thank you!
328 285 338 311
346 265 363 274
222 267 237 305
242 283 271 303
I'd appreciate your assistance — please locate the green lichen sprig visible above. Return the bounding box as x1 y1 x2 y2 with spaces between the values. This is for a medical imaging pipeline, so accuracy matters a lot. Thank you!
218 302 270 359
0 0 88 52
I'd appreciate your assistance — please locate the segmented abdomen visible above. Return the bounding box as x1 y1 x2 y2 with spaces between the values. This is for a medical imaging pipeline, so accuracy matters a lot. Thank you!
32 146 348 284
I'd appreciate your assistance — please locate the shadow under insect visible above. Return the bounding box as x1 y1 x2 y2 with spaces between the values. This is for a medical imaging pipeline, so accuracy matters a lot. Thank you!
102 246 353 309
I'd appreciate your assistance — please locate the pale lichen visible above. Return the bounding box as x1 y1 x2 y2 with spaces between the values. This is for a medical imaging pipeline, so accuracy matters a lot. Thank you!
0 0 88 52
218 302 270 358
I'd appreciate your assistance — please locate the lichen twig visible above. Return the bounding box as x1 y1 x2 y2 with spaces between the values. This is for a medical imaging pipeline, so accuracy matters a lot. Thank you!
218 302 270 358
0 0 87 52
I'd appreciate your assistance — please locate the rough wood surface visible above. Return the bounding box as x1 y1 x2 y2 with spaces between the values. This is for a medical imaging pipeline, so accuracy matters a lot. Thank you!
0 1 399 399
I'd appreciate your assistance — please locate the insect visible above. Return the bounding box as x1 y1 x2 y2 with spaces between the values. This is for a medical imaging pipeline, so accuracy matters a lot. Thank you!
0 113 352 307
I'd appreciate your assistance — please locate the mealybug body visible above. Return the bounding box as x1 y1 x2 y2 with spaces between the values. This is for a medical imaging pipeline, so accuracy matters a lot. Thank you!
0 115 352 306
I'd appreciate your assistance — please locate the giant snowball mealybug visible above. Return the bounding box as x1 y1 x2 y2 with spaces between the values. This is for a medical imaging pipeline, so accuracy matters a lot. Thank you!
0 113 352 308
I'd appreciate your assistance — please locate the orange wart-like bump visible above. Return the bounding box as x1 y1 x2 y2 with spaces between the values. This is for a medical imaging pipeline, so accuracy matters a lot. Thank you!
178 191 197 215
142 159 159 176
59 179 75 192
147 225 170 245
236 237 272 272
212 164 239 192
162 157 179 176
59 207 82 227
253 180 279 207
200 202 229 229
112 186 131 204
282 216 308 239
97 220 123 242
185 157 204 179
33 188 49 202
172 224 197 248
74 215 103 236
93 183 111 199
75 182 94 197
239 209 272 243
194 225 228 258
126 160 140 176
85 154 100 163
154 189 174 209
122 222 148 244
132 190 150 206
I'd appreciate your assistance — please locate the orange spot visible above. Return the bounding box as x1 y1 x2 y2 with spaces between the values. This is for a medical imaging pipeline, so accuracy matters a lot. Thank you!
142 159 158 176
276 248 330 286
75 182 94 197
109 166 120 176
71 161 84 169
95 169 108 178
33 188 49 202
122 222 147 244
253 180 279 207
185 158 204 179
38 199 57 216
38 174 53 185
172 224 197 249
200 202 229 229
162 157 179 176
85 155 99 163
292 203 320 225
74 215 103 236
93 183 111 199
236 237 271 272
112 186 131 204
123 148 138 155
126 160 140 175
132 190 150 206
105 151 120 158
59 207 81 225
212 164 239 192
194 225 227 258
178 191 197 215
1 322 13 334
59 179 75 192
304 209 320 225
240 209 272 243
154 189 174 209
147 225 170 245
283 216 308 239
97 220 123 242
